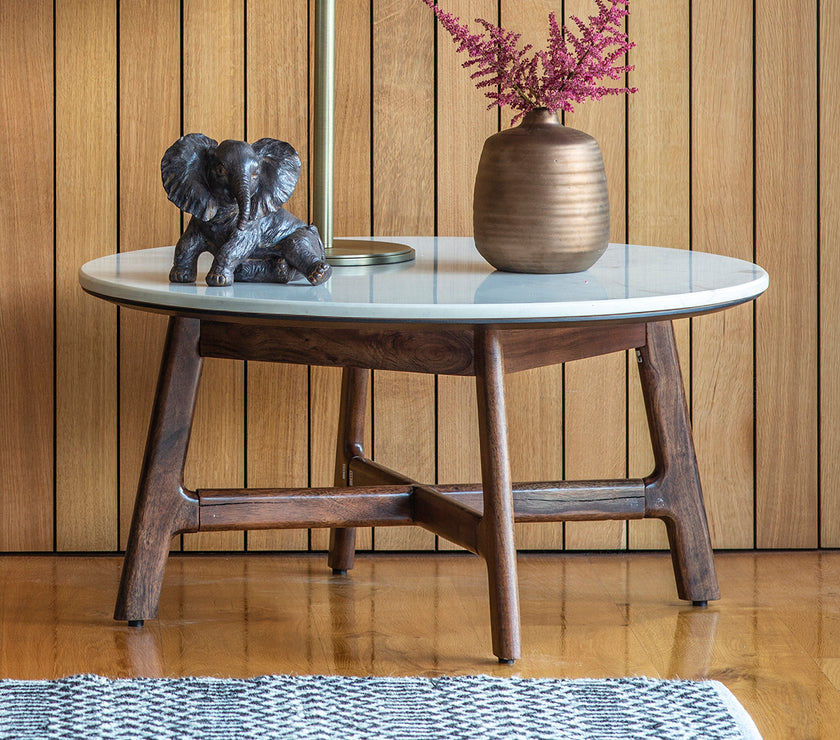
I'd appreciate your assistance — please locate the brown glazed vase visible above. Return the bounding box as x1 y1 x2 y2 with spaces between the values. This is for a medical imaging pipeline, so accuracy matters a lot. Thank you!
473 108 610 273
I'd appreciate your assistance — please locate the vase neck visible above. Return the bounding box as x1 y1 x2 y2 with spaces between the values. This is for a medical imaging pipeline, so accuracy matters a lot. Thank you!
520 108 562 128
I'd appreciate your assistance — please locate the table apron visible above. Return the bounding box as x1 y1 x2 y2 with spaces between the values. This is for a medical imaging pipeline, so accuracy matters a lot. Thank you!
198 320 648 375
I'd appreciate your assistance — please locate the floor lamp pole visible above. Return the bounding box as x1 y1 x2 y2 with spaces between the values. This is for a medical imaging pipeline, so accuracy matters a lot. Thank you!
313 0 415 266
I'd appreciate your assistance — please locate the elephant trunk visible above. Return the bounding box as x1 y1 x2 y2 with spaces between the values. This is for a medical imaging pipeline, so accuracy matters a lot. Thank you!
234 174 253 230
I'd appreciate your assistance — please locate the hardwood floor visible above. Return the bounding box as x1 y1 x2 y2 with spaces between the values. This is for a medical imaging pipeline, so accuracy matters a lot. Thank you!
1 550 839 737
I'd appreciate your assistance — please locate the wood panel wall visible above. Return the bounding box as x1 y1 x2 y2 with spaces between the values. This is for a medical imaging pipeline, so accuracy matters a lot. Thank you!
0 0 831 553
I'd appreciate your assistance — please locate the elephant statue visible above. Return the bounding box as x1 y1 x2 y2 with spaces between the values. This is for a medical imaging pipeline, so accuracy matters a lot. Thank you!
161 133 332 286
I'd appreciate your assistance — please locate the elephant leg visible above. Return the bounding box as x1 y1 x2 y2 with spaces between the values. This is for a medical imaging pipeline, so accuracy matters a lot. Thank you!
169 219 206 283
206 230 260 286
281 226 332 286
233 256 291 283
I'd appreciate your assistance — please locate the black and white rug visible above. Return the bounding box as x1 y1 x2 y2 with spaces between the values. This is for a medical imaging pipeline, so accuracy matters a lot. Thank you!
0 673 761 739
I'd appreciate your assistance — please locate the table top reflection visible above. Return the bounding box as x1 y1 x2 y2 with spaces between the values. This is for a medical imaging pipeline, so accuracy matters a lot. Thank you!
79 236 768 324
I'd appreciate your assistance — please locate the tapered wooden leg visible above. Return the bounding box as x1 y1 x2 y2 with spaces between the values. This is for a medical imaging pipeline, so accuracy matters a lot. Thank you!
474 327 521 663
328 367 370 574
637 321 720 604
114 317 202 623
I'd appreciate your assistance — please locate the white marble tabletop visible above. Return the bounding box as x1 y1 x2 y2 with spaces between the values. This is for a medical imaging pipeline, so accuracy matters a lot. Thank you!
79 237 768 323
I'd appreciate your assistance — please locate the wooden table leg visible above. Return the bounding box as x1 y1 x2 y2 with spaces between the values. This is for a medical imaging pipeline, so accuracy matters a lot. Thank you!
637 321 720 605
328 366 370 574
475 327 521 663
114 317 202 624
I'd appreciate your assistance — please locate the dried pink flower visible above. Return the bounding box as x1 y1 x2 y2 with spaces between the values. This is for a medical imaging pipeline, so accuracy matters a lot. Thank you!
422 0 637 122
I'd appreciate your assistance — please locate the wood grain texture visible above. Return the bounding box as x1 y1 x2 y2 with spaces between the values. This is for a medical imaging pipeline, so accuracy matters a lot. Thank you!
181 0 246 552
563 354 628 550
474 327 521 660
333 0 373 239
245 0 310 552
755 0 818 548
197 485 416 531
200 321 476 375
0 0 54 551
506 366 564 551
55 0 118 551
370 0 436 551
4 1 832 555
371 0 435 230
436 0 498 231
435 0 498 551
310 0 374 552
592 551 840 738
821 0 840 546
690 0 755 549
245 361 310 551
7 551 840 736
626 0 690 551
501 325 645 373
562 0 629 552
118 0 182 550
114 318 203 622
309 367 373 552
638 322 719 603
327 367 371 570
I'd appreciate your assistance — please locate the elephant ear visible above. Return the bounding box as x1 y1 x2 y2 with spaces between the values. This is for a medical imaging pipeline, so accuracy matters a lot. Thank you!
251 138 301 217
161 133 222 221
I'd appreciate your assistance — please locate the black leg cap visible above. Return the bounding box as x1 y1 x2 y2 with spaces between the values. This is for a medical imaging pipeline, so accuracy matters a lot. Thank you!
692 600 708 608
127 619 144 628
332 569 347 576
498 658 515 665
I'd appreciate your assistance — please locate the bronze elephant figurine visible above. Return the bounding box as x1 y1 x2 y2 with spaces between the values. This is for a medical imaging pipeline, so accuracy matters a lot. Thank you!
161 133 331 287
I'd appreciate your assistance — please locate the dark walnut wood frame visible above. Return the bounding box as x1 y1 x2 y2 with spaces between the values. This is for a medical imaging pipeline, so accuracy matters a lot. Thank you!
115 314 719 663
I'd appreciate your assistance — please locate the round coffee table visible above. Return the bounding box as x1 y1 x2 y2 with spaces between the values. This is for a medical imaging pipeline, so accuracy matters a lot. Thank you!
80 237 768 663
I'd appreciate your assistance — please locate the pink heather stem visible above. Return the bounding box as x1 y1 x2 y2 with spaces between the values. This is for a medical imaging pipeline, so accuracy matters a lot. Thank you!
421 0 636 117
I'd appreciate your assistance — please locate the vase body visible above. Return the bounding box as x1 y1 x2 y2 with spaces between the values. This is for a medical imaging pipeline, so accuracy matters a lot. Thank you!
473 108 609 273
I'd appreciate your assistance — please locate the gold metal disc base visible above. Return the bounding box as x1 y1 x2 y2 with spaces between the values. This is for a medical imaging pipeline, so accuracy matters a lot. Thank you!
325 239 416 267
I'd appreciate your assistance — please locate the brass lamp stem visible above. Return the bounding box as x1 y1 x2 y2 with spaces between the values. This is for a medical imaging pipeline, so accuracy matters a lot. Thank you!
312 0 415 266
314 0 335 250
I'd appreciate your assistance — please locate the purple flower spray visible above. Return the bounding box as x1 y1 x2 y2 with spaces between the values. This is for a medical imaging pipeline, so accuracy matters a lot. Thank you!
421 0 637 123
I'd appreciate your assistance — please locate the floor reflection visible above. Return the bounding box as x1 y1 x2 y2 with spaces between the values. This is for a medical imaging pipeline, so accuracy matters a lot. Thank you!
3 551 840 737
668 607 719 678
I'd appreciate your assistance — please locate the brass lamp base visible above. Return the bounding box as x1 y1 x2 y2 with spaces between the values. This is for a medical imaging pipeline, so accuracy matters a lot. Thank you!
325 239 416 267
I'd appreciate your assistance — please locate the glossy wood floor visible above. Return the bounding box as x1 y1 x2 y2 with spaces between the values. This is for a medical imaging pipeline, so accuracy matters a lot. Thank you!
1 551 839 738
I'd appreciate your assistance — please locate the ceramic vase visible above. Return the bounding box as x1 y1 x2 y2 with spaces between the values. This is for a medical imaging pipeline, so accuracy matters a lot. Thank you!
473 108 610 274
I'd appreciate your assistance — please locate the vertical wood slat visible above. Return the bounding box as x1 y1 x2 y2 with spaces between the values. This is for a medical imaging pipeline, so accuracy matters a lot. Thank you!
180 0 246 552
755 0 818 548
309 0 374 552
370 0 437 551
626 0 691 551
563 0 629 551
118 0 182 550
690 0 755 549
821 0 840 546
0 0 54 551
55 0 118 551
434 0 497 551
7 0 832 555
244 0 310 552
